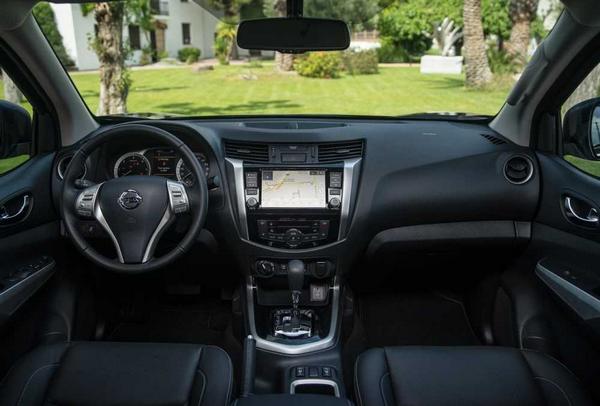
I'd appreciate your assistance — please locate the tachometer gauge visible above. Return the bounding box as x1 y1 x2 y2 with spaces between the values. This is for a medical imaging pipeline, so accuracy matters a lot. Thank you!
176 153 210 187
114 152 151 178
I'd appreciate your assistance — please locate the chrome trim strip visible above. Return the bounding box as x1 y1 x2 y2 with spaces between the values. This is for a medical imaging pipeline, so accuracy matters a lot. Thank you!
142 206 173 263
290 379 340 397
339 158 361 239
93 188 125 264
246 277 340 355
536 263 600 320
225 158 249 239
57 154 88 180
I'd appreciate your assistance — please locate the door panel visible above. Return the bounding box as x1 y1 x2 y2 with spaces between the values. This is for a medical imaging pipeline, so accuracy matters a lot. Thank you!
0 152 58 324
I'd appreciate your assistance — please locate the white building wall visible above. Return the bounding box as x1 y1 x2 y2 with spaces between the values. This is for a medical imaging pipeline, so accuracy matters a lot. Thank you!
51 0 218 70
158 0 218 60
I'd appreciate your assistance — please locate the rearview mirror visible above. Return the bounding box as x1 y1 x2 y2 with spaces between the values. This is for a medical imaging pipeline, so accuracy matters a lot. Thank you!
237 18 350 53
0 100 32 159
563 98 600 161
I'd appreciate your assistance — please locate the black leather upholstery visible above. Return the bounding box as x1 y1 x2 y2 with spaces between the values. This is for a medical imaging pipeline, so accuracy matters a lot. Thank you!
234 394 352 406
0 341 233 406
355 346 593 406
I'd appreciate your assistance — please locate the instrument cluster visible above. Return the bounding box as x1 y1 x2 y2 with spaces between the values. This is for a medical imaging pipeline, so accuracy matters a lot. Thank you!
113 148 210 187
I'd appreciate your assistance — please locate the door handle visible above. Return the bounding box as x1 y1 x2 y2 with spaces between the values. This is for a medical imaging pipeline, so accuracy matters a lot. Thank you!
0 194 32 225
564 196 599 225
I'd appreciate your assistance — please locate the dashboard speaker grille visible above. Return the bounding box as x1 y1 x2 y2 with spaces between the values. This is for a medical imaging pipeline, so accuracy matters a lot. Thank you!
318 140 363 163
504 155 534 185
480 133 507 145
224 141 269 163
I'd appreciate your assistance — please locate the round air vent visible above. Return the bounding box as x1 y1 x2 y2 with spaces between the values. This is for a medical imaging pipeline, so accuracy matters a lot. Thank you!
57 155 87 180
503 155 534 185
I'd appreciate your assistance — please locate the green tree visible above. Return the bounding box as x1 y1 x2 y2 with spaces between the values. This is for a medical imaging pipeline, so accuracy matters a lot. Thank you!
506 0 539 62
33 2 74 67
482 0 511 49
304 0 380 31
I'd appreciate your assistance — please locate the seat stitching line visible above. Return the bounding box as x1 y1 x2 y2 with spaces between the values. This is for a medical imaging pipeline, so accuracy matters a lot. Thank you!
16 363 59 406
534 376 572 406
194 347 206 406
382 348 397 406
354 353 364 406
379 372 391 406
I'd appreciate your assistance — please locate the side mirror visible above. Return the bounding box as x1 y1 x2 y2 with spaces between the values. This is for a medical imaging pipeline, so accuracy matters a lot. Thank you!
563 98 600 161
0 100 32 159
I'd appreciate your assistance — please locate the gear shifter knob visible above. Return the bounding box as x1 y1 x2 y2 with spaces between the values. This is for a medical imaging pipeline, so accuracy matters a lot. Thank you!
288 260 305 292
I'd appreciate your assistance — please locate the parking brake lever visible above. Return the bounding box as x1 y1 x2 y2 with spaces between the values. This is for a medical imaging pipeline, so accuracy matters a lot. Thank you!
240 335 256 397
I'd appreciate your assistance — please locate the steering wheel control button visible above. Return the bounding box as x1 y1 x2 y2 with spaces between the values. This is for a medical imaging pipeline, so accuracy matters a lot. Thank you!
167 181 189 214
75 184 101 217
118 189 143 210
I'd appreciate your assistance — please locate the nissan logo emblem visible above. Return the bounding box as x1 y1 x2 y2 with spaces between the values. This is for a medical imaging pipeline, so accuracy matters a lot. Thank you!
118 189 143 210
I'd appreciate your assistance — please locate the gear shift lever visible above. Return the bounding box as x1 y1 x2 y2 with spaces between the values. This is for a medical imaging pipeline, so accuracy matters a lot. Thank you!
288 260 305 327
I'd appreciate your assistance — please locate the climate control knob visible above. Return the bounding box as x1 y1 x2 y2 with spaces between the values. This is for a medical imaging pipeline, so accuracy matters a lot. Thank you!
246 197 259 209
328 197 341 209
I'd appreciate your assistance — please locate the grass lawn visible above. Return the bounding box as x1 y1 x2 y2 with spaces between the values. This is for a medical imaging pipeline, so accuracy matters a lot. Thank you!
564 155 600 178
0 154 29 175
62 63 511 116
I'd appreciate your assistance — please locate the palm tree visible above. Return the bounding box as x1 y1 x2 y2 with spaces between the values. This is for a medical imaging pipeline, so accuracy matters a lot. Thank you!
82 2 130 115
463 0 492 87
506 0 539 63
273 0 294 71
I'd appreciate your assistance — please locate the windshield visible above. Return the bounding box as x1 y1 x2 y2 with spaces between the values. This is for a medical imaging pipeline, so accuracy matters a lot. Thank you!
28 0 560 118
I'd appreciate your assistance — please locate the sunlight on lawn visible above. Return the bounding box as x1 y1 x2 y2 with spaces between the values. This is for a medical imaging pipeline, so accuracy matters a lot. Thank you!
68 64 511 117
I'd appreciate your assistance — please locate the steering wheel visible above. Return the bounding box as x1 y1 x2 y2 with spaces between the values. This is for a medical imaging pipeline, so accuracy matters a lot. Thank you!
61 124 208 273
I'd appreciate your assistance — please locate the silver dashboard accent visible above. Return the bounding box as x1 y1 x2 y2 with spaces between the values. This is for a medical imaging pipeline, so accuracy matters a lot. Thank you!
246 277 340 355
226 158 249 239
536 262 600 320
57 154 87 180
290 379 340 397
338 158 361 239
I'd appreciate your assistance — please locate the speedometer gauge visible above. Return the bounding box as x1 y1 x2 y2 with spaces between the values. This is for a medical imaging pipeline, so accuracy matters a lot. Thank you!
114 152 151 178
176 153 210 187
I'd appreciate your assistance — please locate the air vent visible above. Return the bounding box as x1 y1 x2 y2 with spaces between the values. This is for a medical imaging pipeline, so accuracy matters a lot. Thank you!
224 141 269 163
57 154 87 180
318 140 363 163
481 133 507 145
503 155 534 185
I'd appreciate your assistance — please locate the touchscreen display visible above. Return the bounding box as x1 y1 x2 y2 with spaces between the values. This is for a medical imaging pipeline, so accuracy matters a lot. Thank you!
261 170 326 208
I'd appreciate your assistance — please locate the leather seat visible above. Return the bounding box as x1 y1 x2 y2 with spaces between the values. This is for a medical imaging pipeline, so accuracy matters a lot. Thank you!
0 341 233 406
355 346 593 406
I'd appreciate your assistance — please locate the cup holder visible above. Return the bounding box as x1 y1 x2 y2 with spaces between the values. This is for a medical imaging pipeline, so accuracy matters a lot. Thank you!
290 379 340 397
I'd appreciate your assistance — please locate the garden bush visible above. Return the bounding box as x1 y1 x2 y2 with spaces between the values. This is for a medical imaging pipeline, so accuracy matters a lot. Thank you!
294 52 342 79
343 50 379 75
487 47 519 74
178 47 201 64
377 37 408 63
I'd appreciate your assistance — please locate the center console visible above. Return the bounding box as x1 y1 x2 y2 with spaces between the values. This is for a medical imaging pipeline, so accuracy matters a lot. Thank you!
225 141 362 399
